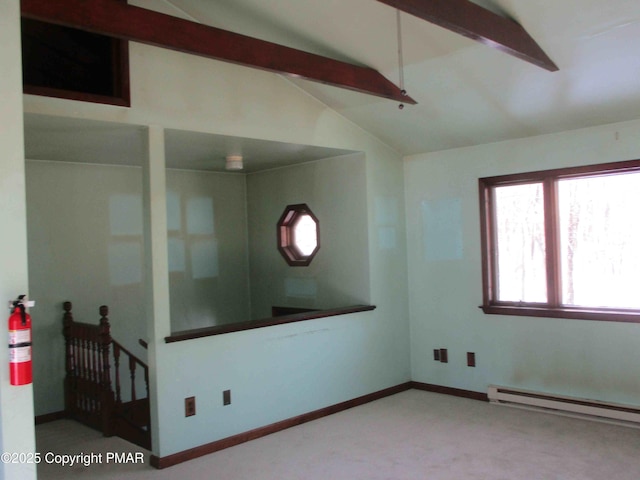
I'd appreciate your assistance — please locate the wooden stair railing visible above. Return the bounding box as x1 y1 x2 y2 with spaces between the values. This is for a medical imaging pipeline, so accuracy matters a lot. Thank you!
112 339 151 449
63 302 115 437
63 302 151 450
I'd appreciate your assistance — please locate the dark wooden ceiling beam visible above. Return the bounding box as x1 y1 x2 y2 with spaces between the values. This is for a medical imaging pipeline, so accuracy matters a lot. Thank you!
21 0 416 104
377 0 558 72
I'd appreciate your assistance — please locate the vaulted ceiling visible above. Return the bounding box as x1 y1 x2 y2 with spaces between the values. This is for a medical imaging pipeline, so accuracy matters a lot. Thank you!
153 0 640 155
24 0 640 157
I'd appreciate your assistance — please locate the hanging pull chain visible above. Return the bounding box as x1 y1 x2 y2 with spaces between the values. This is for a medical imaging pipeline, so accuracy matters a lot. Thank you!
396 9 407 109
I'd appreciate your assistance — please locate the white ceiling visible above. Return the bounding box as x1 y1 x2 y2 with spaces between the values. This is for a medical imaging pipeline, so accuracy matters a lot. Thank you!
24 0 640 166
157 0 640 155
24 114 356 172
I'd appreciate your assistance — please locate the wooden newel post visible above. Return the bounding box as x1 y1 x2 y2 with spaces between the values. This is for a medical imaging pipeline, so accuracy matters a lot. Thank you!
98 305 115 436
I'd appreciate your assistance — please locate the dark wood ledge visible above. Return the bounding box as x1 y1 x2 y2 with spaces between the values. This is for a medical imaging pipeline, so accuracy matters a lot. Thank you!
165 305 376 343
480 304 640 323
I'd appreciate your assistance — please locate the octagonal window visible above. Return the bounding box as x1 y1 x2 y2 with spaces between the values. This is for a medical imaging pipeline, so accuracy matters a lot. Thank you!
277 204 320 266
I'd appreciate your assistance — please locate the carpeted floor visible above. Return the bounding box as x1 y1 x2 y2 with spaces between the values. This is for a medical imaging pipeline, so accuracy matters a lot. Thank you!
36 390 640 479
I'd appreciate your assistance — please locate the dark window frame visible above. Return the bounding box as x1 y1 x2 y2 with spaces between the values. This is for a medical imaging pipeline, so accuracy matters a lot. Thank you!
277 203 320 267
479 159 640 323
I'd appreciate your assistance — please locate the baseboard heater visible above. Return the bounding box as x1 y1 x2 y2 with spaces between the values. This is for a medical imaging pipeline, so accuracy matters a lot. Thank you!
488 385 640 428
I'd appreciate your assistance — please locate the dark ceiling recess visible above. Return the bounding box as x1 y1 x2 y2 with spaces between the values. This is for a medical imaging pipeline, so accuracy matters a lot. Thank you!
21 17 130 106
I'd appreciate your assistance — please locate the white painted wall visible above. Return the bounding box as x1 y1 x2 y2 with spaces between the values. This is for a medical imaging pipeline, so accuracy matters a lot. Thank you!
26 161 148 416
405 119 640 405
0 1 36 479
247 154 370 318
166 169 250 331
14 0 640 469
23 35 410 458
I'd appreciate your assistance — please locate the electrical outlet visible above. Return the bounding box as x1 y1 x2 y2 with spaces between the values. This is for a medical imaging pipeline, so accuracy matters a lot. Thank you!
439 348 448 363
467 352 476 367
185 396 196 417
223 389 231 406
433 349 440 361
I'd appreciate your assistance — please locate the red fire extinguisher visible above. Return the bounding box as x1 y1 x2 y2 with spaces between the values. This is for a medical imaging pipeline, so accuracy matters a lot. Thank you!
8 295 32 386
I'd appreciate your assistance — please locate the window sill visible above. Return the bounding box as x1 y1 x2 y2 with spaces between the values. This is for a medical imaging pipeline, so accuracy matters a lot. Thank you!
165 304 376 343
480 304 640 323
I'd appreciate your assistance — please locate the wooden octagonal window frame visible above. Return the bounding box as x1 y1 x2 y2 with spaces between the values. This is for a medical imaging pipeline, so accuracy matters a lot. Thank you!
277 204 320 266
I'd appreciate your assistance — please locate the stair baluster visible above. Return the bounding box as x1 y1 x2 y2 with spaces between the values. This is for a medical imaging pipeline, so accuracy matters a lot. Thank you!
129 356 137 402
62 302 150 449
113 343 122 406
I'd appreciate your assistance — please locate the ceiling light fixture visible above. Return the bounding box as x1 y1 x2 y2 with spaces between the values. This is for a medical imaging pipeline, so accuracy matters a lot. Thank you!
225 154 243 170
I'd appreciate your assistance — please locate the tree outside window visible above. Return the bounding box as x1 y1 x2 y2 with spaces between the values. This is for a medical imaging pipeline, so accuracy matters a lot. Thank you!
479 159 640 322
